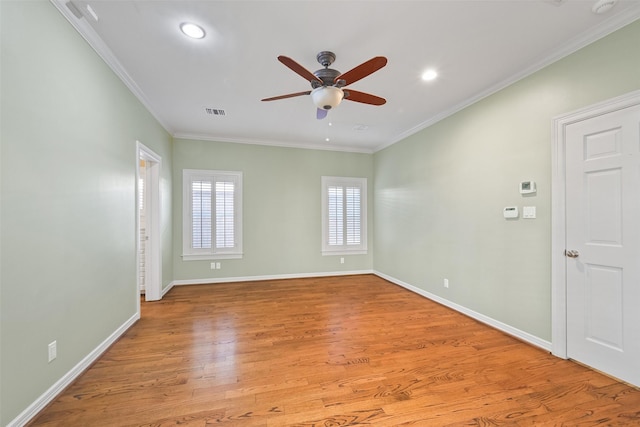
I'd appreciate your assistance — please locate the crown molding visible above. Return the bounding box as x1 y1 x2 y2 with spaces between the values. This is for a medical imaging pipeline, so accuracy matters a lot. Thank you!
375 7 640 153
50 0 640 154
50 0 174 135
172 132 374 154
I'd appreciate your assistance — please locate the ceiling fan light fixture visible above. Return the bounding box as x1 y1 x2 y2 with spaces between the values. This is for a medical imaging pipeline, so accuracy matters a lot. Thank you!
311 86 344 110
180 22 205 39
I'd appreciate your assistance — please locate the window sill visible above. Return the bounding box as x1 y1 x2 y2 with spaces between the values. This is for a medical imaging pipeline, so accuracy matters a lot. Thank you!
322 250 367 256
182 253 243 261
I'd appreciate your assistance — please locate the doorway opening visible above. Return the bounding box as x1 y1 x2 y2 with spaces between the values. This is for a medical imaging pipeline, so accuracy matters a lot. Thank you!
136 142 162 308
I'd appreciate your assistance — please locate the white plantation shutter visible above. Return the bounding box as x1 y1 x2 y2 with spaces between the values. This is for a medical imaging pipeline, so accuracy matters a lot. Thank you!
191 180 212 249
183 170 243 260
322 177 367 255
345 186 361 245
327 186 344 246
215 180 235 249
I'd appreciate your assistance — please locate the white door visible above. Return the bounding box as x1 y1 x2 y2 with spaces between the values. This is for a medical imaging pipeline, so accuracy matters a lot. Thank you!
565 104 640 387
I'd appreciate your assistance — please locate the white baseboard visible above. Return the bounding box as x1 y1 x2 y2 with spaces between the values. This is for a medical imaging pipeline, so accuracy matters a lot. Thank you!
170 269 374 287
171 270 552 352
161 281 174 297
7 312 140 427
374 271 552 352
10 270 548 426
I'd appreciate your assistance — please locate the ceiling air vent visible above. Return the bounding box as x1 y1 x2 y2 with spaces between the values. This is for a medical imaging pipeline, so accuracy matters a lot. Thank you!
592 0 617 14
205 107 226 116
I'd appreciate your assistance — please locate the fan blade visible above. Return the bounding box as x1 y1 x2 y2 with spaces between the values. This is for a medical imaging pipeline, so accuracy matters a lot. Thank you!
278 56 322 84
343 89 386 106
317 108 328 120
335 56 387 86
261 91 311 101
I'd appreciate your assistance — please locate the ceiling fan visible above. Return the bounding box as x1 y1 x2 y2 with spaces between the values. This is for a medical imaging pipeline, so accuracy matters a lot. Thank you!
261 51 387 120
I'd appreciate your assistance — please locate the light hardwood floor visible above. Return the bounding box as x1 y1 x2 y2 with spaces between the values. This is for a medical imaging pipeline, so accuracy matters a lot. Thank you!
30 275 640 426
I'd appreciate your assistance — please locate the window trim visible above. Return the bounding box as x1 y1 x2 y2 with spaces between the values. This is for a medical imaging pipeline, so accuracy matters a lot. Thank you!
321 176 367 256
182 169 243 261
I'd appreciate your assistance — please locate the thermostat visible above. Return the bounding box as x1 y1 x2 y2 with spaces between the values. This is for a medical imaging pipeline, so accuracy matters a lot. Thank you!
503 206 519 219
520 181 536 194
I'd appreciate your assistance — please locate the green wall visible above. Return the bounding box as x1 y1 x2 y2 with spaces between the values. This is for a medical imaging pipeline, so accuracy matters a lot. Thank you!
172 139 374 281
0 1 173 424
373 20 640 341
2 0 639 424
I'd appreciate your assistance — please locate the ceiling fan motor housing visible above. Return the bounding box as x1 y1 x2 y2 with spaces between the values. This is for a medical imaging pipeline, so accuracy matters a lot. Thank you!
313 68 341 88
262 50 387 117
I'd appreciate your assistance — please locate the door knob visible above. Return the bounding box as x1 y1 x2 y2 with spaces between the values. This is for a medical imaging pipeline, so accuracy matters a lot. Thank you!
565 249 579 258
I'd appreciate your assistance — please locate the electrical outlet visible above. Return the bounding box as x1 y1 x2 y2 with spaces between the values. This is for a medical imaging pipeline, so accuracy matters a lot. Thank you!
340 257 345 264
210 262 216 270
48 341 57 362
444 278 449 288
216 262 221 269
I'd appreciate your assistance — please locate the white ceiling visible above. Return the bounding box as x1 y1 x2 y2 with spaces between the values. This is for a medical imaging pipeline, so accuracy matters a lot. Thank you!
53 0 640 153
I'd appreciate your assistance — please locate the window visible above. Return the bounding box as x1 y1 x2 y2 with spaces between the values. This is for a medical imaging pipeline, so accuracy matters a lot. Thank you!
321 176 367 255
183 169 243 260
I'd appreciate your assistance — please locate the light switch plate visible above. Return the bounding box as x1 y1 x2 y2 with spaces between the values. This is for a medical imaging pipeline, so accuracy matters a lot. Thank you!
523 206 536 219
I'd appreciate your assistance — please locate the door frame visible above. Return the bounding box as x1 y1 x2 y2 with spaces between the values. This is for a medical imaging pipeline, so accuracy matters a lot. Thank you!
551 89 640 359
136 141 162 305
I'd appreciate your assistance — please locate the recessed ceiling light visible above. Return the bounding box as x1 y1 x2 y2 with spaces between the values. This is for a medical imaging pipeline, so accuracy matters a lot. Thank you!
180 23 205 39
325 137 330 142
421 69 438 81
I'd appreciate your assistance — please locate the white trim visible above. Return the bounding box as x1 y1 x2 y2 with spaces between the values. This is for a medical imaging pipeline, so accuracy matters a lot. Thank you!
375 271 553 352
182 169 243 260
9 268 550 426
6 313 139 427
321 176 368 256
170 270 374 287
374 6 640 153
321 250 367 256
49 0 173 135
173 133 374 155
51 0 640 155
161 282 175 298
551 89 640 359
136 142 162 302
182 253 243 261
